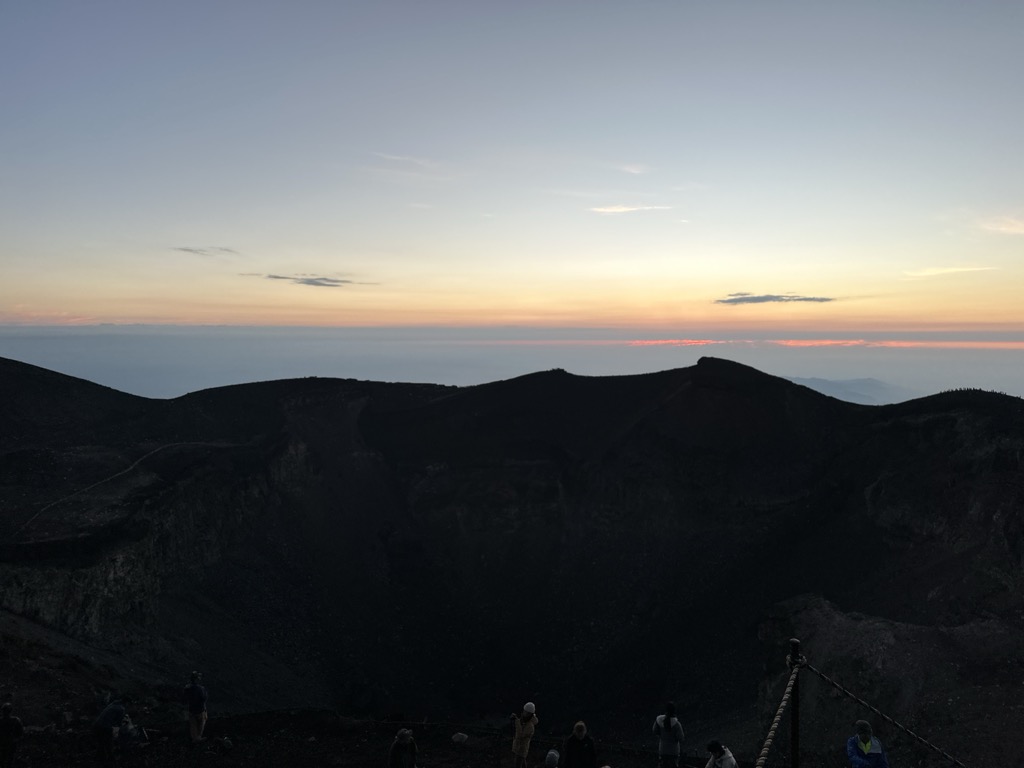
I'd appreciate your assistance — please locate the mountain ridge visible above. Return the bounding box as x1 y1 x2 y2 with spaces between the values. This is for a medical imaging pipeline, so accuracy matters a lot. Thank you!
1 354 1022 766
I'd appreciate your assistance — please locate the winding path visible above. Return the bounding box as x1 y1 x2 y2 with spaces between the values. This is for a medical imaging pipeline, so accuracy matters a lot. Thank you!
13 441 238 538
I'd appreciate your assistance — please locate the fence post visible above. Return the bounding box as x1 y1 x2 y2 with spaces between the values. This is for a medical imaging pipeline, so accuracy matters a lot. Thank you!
789 638 801 768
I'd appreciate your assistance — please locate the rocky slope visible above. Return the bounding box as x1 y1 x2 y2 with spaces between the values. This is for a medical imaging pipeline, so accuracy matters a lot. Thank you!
1 355 1022 766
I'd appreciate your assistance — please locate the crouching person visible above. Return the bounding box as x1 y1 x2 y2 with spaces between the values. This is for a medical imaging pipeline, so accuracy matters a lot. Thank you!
706 741 737 768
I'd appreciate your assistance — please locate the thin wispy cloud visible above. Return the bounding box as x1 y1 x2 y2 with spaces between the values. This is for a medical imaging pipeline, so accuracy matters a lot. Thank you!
365 152 453 184
548 187 654 200
902 266 996 278
0 308 99 325
770 339 871 347
590 205 672 214
174 246 240 258
627 339 726 347
771 339 1024 350
253 274 359 288
977 215 1024 234
715 292 835 305
372 152 438 169
617 163 651 175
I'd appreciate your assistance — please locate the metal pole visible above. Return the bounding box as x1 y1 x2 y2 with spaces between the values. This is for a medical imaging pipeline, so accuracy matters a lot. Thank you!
789 638 801 768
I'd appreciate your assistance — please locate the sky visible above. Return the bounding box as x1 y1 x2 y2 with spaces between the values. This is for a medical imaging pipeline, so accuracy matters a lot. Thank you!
1 2 1023 397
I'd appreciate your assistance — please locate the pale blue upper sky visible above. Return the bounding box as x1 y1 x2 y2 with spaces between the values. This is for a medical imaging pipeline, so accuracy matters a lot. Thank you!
3 1 1023 331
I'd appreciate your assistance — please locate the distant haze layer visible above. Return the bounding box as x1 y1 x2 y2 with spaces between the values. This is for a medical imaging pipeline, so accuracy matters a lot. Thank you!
1 325 1021 402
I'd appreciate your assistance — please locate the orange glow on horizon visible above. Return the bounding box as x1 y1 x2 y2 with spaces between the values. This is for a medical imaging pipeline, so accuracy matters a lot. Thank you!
769 339 872 347
769 339 1024 350
411 337 1024 350
626 339 727 347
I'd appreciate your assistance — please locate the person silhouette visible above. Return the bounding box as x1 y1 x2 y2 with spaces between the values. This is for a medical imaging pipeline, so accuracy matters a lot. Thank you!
846 720 889 768
563 721 596 768
705 740 737 768
182 671 208 743
0 702 25 768
652 702 685 768
389 728 417 768
511 702 538 768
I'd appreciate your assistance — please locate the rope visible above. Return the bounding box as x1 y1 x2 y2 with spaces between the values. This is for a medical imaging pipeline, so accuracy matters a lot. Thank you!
803 662 969 768
754 654 803 768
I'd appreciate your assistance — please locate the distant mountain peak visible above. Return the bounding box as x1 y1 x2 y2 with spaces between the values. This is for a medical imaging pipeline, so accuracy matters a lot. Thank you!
787 375 922 405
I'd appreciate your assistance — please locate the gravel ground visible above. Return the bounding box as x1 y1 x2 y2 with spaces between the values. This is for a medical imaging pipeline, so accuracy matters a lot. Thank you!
9 712 675 768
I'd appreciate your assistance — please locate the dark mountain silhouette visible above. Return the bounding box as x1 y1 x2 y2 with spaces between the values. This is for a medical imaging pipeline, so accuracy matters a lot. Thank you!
1 355 1022 767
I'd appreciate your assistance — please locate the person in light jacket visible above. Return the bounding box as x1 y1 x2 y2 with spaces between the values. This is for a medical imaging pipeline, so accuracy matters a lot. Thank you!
511 702 538 768
652 701 685 768
705 740 737 768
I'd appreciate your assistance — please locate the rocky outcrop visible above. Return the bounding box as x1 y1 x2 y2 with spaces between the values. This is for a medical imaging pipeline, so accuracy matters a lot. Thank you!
758 595 1024 768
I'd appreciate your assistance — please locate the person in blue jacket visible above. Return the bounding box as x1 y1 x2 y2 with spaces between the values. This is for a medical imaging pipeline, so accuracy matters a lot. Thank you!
846 720 890 768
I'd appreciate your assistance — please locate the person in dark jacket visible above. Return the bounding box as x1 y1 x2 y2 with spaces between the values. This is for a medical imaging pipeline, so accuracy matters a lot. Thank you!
0 702 24 768
92 697 129 766
389 728 417 768
846 720 890 768
652 701 685 768
182 671 208 743
563 721 597 768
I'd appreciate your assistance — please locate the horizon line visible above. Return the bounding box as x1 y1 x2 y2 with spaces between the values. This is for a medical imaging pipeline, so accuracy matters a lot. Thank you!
2 324 1024 350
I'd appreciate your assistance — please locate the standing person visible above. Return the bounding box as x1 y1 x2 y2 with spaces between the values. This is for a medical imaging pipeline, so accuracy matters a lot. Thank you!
652 701 685 768
92 696 129 766
846 720 889 768
389 728 417 768
563 721 597 768
182 671 208 744
510 702 538 768
705 740 737 768
0 703 24 768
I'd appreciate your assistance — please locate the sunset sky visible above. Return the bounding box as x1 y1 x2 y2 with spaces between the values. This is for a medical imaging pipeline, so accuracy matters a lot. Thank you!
2 2 1023 397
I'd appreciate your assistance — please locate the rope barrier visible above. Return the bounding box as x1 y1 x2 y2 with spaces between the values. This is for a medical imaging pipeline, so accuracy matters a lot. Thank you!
802 662 969 768
754 655 803 768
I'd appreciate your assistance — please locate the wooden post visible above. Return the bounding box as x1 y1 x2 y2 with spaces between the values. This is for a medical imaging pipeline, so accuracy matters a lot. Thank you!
790 638 801 768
